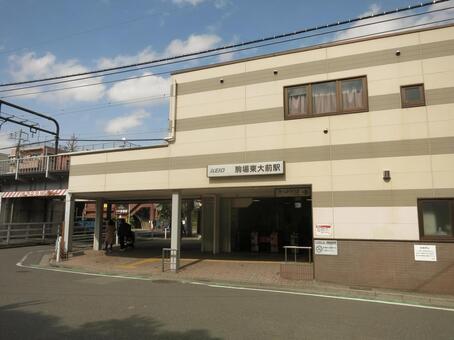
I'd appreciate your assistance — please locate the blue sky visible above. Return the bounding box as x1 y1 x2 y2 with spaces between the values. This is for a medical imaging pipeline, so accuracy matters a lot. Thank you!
0 0 452 151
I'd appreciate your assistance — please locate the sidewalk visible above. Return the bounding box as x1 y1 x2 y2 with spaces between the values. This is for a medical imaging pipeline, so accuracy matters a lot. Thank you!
36 242 454 310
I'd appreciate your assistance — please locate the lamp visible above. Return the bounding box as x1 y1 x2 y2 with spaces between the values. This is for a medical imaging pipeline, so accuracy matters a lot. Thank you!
383 170 391 182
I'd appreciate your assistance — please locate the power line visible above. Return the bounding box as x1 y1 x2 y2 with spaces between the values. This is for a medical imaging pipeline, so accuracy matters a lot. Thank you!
0 0 449 88
0 13 154 56
2 7 454 101
54 95 171 117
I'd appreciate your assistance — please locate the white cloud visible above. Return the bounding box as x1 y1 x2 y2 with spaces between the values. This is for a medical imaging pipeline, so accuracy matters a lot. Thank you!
0 133 14 154
171 0 230 8
8 52 105 103
164 34 221 56
97 47 158 69
335 2 454 41
104 109 150 134
172 0 205 5
107 72 170 103
97 33 221 70
98 32 222 104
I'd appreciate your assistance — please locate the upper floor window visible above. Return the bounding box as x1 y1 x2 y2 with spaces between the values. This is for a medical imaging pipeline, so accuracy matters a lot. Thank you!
284 76 368 119
418 198 454 241
401 84 425 108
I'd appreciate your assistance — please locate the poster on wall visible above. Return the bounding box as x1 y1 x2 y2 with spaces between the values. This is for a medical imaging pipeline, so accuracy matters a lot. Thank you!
414 245 437 262
314 240 338 255
315 224 333 238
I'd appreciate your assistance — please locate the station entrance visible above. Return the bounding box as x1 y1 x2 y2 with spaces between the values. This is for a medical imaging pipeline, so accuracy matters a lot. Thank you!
231 196 312 254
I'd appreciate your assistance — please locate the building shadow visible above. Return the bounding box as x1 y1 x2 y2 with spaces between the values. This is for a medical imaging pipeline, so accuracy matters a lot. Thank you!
0 301 221 340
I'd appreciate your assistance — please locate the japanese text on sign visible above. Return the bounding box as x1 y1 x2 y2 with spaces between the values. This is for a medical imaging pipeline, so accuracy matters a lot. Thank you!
207 161 284 178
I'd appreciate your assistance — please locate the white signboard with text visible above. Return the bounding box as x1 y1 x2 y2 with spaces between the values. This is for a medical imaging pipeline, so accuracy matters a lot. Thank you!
315 224 333 238
207 161 284 178
414 245 437 262
314 240 338 256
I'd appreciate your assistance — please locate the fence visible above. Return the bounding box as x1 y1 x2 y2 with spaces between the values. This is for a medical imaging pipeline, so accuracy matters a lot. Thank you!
0 154 70 178
0 222 61 245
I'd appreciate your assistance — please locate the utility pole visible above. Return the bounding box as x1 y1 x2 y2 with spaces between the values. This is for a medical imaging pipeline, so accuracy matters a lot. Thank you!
13 129 28 158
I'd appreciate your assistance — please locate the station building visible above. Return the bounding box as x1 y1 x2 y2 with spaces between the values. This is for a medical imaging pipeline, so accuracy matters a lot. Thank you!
65 24 454 294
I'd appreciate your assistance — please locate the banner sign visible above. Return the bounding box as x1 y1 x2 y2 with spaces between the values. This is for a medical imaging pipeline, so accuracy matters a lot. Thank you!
207 161 284 178
1 189 67 198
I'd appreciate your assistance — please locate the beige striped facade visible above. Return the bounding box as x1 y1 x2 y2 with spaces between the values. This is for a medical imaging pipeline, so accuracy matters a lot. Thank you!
69 25 454 242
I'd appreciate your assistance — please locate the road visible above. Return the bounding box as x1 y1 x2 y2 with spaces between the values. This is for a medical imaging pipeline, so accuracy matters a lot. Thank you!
0 246 453 340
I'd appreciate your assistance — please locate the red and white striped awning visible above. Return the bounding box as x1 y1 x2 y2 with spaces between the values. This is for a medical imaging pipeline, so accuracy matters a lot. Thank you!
1 189 67 198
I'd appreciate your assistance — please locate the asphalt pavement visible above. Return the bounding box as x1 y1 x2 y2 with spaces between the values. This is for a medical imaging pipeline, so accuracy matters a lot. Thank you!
1 245 454 340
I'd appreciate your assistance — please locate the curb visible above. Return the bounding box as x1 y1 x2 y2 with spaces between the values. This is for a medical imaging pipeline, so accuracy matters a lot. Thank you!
25 251 454 311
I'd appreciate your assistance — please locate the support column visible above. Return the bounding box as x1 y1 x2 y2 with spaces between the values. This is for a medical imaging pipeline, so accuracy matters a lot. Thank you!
93 199 104 251
213 195 220 255
0 195 3 224
170 191 181 272
63 193 75 253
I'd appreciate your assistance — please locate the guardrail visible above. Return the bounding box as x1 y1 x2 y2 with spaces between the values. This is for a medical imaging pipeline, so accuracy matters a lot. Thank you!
0 222 61 245
0 154 70 178
283 246 312 263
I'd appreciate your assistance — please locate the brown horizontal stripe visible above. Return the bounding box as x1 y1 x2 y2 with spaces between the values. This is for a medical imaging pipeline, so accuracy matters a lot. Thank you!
313 188 454 207
70 136 454 176
177 39 454 96
176 87 454 132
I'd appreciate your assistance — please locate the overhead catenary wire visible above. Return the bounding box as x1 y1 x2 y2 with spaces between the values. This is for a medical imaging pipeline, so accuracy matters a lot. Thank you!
0 0 450 89
2 6 454 101
2 4 452 95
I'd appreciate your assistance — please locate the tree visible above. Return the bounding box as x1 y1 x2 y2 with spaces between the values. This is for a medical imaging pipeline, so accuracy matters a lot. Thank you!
64 133 78 152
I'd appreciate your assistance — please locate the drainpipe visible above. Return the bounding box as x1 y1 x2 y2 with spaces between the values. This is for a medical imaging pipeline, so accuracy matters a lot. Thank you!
164 79 177 143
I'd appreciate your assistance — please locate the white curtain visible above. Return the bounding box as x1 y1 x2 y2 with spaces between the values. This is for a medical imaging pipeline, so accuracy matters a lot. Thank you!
289 95 307 115
312 91 336 114
342 87 363 110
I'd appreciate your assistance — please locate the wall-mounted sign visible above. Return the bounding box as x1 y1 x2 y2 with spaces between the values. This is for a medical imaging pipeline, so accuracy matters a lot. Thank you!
414 245 437 262
207 161 284 178
314 240 338 255
315 224 333 237
275 187 311 197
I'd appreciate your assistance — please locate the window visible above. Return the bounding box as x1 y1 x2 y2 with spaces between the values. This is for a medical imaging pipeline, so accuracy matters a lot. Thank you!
418 198 454 241
401 84 425 108
284 76 368 119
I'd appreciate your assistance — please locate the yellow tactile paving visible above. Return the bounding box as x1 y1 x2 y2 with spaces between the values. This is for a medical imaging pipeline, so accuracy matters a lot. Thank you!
118 257 282 269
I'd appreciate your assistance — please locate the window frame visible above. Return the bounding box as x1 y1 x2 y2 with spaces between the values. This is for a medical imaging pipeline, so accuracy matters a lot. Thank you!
401 83 426 108
417 198 454 242
284 76 369 120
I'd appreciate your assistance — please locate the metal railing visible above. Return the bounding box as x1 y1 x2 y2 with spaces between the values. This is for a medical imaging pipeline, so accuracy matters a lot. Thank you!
162 248 179 272
284 246 312 263
0 222 60 245
0 154 70 177
75 141 140 152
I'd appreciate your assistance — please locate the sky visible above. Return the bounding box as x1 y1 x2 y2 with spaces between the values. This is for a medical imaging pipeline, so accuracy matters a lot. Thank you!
0 0 453 152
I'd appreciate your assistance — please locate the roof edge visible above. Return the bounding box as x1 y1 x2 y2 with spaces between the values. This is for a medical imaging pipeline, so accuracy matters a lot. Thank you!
171 22 454 76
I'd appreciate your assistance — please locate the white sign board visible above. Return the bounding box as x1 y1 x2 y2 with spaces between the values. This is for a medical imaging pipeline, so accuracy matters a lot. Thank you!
414 245 437 262
315 224 333 238
207 161 284 178
314 240 338 256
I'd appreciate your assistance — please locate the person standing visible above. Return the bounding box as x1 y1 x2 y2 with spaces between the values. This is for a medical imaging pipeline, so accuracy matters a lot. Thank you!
104 219 116 253
117 218 127 251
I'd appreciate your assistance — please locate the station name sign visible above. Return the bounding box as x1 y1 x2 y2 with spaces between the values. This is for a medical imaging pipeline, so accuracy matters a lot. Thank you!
207 161 284 178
